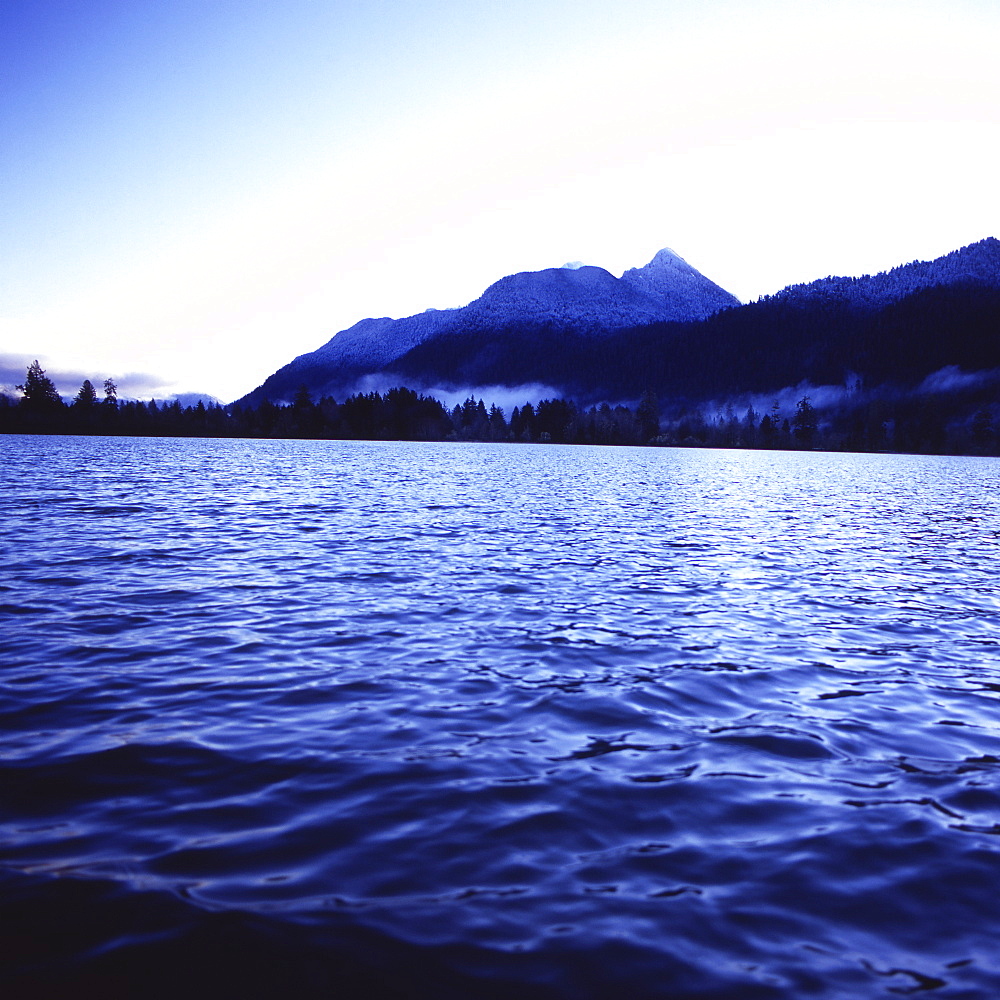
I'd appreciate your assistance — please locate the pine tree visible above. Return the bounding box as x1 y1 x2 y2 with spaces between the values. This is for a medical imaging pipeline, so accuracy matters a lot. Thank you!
759 413 775 447
637 390 660 441
74 379 97 407
17 361 63 411
792 396 817 448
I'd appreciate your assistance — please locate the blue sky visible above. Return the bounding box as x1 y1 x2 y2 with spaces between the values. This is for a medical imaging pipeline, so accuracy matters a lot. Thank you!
2 0 998 402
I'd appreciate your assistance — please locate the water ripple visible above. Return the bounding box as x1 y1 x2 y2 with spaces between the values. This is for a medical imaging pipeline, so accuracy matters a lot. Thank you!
2 436 1000 997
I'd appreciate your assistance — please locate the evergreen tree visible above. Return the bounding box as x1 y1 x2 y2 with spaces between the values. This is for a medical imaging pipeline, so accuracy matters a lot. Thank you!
769 400 782 430
17 361 63 411
291 384 321 437
488 403 508 441
74 379 97 407
518 402 537 441
740 405 759 448
509 406 522 440
792 396 817 448
637 390 660 441
758 413 775 447
460 396 479 427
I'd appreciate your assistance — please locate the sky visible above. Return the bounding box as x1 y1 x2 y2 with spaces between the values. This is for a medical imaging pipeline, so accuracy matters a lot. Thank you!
2 0 998 403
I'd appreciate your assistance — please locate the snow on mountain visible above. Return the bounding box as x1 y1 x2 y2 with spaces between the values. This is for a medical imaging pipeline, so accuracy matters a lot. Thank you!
239 246 740 403
619 247 741 319
769 237 1000 310
461 251 739 332
308 310 459 370
459 264 665 334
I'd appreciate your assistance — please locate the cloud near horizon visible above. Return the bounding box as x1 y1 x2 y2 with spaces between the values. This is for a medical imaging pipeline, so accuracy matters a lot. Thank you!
0 354 179 399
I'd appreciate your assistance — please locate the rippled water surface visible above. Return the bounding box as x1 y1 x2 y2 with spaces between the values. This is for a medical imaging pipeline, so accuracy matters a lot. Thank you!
3 435 1000 998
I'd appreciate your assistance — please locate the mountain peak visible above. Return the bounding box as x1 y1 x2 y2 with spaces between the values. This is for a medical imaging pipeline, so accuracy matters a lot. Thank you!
620 248 740 315
238 243 740 404
645 247 688 267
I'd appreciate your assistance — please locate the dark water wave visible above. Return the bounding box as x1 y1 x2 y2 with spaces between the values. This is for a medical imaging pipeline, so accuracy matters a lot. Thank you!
2 436 1000 998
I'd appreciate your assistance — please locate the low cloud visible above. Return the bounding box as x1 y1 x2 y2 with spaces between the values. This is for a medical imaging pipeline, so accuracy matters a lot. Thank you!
161 392 222 407
918 365 996 395
114 372 178 398
421 383 564 413
0 353 176 400
696 381 852 420
340 374 564 413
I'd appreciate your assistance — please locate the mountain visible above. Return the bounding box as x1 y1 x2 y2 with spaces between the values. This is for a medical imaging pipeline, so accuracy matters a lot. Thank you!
619 247 741 314
386 238 1000 402
238 238 999 409
460 248 739 332
237 249 739 405
384 237 1000 402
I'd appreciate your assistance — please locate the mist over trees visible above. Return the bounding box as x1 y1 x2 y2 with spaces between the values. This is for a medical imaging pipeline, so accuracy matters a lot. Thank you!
229 239 1000 414
2 360 997 456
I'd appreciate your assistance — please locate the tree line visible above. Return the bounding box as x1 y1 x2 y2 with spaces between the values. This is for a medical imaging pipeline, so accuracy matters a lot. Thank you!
2 360 997 456
0 362 659 445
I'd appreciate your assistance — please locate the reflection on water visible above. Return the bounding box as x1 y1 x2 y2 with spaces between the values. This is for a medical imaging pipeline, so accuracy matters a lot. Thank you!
2 436 1000 998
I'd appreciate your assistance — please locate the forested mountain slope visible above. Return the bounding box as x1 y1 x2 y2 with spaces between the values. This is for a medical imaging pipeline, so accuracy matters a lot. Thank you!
386 239 1000 402
238 238 999 408
237 248 739 405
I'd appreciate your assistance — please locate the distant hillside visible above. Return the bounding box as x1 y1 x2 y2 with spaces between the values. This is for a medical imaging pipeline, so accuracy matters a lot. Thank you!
768 237 1000 310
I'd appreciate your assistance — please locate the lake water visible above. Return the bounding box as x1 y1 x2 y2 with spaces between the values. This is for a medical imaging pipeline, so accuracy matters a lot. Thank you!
2 435 1000 999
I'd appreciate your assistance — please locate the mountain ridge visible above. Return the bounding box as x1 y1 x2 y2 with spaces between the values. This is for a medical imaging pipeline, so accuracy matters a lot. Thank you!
383 237 1000 400
766 236 1000 310
237 248 739 405
237 238 999 408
